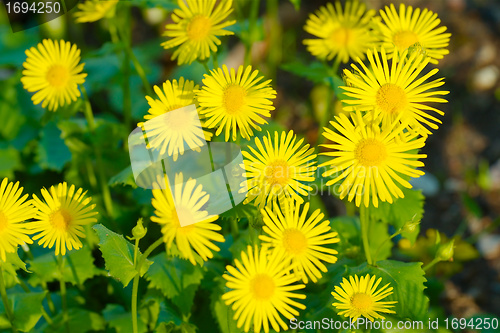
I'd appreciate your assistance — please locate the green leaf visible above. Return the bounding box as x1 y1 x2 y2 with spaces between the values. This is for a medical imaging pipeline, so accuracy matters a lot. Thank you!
28 245 102 287
109 166 137 188
211 281 240 333
103 304 148 333
369 220 392 262
43 308 106 333
289 0 300 10
281 61 332 84
0 145 22 178
348 260 429 321
0 292 46 332
1 250 29 289
93 224 152 287
371 188 424 245
36 121 72 171
145 252 204 314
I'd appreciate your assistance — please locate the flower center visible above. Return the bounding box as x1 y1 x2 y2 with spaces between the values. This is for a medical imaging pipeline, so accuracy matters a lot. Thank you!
351 292 373 312
355 138 387 167
0 212 8 233
282 229 307 255
165 107 195 130
265 159 290 186
172 206 196 232
46 65 69 88
223 85 247 115
329 27 352 47
376 83 407 115
187 15 212 41
250 274 276 300
393 30 419 51
50 209 72 231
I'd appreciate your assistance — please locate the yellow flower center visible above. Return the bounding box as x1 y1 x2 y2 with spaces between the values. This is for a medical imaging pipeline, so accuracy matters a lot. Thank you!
250 274 276 300
0 212 8 232
376 83 407 114
355 138 387 167
50 209 72 231
329 27 353 47
165 107 195 130
46 65 70 88
223 85 247 115
283 229 307 255
351 292 373 311
172 206 196 233
393 30 419 51
265 159 290 186
187 15 212 41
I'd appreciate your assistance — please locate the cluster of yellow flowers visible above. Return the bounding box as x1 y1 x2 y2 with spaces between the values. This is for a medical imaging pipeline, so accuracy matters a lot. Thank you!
17 0 452 331
0 178 98 259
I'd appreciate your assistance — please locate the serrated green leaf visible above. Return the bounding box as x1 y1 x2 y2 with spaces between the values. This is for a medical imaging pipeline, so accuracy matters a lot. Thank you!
93 224 152 287
348 260 429 321
103 304 147 333
28 245 102 287
36 122 72 171
145 253 204 314
0 291 46 332
371 188 424 245
369 220 392 262
211 282 240 333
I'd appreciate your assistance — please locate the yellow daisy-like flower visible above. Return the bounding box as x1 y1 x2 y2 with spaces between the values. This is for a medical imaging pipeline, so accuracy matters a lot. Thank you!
197 65 277 141
74 0 119 23
332 274 397 322
31 183 98 256
151 174 224 265
242 131 317 209
161 0 236 65
378 3 451 64
341 48 449 136
260 199 340 284
21 39 87 111
0 178 36 261
222 246 306 333
303 0 378 63
320 112 427 208
141 78 212 160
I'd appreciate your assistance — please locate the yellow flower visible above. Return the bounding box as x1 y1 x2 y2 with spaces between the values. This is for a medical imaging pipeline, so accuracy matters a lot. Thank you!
151 174 224 265
242 131 317 209
332 274 397 322
141 78 212 160
31 183 98 256
222 246 306 333
260 199 340 284
378 3 451 64
21 39 87 111
303 0 378 63
74 0 119 23
341 48 449 136
0 178 36 261
161 0 236 65
197 65 277 141
320 112 427 208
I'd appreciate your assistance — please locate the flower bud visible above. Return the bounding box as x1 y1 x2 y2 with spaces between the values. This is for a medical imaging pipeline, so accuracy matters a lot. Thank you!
132 218 147 240
401 220 420 233
436 239 455 262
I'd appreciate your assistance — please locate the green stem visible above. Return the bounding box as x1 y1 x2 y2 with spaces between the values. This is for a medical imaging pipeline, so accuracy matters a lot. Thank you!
212 53 219 69
131 238 164 333
423 258 440 272
199 60 210 73
230 219 239 239
41 307 53 326
66 255 83 291
244 0 260 67
0 266 17 333
57 256 70 333
81 86 115 218
360 204 373 265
